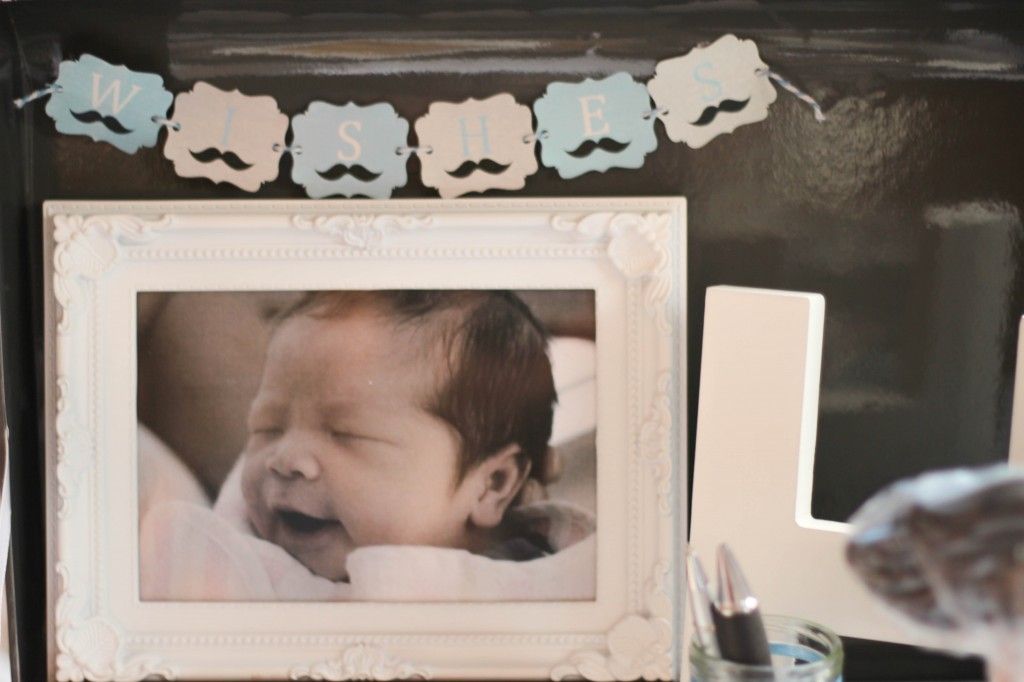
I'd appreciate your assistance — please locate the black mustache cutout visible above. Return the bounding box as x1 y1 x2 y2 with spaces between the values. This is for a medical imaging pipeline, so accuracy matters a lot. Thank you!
690 98 750 126
189 147 254 171
316 164 382 182
70 110 133 135
446 159 511 178
566 137 630 158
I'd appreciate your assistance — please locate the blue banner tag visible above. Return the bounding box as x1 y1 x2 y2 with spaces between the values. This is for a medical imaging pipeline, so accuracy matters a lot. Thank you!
45 54 173 154
290 101 410 199
533 72 658 180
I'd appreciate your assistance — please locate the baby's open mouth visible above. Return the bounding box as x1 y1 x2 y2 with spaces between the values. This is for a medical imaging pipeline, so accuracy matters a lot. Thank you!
275 508 341 535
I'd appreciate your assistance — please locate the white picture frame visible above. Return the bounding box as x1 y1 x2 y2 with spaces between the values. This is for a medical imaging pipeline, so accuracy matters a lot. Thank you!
43 197 687 681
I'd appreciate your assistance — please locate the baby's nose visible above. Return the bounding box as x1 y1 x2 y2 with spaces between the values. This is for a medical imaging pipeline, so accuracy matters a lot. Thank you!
267 439 321 480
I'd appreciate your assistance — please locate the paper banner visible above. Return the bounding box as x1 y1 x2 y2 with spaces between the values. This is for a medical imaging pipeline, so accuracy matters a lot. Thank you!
414 94 537 199
163 82 289 192
533 72 657 180
19 36 820 196
647 34 777 149
45 54 173 154
290 101 409 199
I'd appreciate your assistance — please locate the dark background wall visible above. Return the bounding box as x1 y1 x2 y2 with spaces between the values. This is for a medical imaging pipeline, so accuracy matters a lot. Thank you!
3 1 1023 679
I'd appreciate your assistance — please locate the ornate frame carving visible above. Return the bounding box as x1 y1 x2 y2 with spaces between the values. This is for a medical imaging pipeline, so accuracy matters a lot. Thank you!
44 198 687 681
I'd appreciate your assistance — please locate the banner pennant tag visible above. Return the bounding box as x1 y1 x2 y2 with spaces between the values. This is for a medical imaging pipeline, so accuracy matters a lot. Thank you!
44 54 173 154
533 72 658 180
163 82 289 192
414 94 537 199
647 34 777 149
291 101 410 199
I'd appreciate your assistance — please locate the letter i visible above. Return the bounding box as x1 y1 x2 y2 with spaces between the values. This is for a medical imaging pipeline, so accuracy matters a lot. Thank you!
221 106 236 146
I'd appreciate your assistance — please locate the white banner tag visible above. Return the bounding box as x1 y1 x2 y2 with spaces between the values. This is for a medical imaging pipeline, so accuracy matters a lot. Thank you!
163 82 289 192
647 34 777 149
414 94 537 199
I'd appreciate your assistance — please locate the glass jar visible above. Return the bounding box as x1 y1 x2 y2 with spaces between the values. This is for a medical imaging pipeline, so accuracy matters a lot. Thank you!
690 615 843 681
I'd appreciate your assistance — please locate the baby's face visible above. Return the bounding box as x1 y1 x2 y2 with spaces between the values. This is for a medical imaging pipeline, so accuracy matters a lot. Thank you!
240 309 478 581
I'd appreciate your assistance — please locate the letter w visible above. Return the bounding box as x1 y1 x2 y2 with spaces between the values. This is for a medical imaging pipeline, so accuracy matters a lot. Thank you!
91 73 141 115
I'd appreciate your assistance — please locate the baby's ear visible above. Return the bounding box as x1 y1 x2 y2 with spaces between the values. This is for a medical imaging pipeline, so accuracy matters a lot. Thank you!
468 444 531 529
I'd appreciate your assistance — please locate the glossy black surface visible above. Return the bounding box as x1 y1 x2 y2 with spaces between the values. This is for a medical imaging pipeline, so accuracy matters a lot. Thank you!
3 1 1023 679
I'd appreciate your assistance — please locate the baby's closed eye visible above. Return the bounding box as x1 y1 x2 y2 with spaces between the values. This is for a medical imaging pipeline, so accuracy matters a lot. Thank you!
247 400 287 435
328 428 385 446
327 427 398 449
246 414 285 440
329 429 360 444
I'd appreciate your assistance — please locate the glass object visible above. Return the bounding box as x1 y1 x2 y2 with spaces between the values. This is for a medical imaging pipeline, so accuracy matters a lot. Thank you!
690 615 843 681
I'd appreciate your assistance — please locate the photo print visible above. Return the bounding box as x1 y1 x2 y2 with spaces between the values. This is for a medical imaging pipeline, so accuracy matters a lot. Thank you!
137 289 597 602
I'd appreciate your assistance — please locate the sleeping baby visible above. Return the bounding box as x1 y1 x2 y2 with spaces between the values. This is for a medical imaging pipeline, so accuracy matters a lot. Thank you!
139 290 595 601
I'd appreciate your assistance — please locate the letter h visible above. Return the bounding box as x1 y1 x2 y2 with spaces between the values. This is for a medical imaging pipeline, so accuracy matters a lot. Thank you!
458 116 491 158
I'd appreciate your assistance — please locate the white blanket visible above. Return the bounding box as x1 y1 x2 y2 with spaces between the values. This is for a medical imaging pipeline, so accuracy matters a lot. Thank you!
140 460 596 602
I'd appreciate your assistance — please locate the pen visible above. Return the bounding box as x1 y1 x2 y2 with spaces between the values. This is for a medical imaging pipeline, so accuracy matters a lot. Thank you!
711 543 772 666
685 548 720 657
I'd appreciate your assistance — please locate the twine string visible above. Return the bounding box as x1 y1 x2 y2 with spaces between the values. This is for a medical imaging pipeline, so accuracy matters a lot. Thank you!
758 68 826 123
13 83 61 110
642 106 669 121
272 142 303 155
395 145 433 156
150 115 181 131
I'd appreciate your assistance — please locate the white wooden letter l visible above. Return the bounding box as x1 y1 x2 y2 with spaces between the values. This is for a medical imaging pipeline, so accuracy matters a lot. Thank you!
689 285 911 646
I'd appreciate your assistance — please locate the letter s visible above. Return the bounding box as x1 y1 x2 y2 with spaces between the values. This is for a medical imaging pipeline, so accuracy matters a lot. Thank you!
336 120 363 163
693 61 723 103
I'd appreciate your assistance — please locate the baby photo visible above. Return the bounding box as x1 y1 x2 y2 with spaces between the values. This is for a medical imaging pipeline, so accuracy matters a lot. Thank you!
136 289 597 602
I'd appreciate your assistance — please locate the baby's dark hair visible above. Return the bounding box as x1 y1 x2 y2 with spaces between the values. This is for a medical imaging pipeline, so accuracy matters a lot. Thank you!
277 290 557 484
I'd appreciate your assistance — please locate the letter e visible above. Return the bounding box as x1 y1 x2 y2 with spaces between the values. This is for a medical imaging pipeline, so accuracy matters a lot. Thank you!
579 95 611 139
